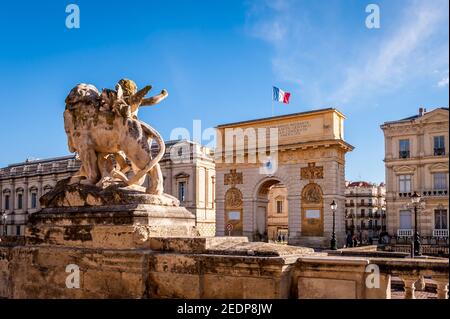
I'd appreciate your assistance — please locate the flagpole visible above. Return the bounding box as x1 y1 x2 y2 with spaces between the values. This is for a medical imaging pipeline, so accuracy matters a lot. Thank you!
271 87 274 116
272 98 274 117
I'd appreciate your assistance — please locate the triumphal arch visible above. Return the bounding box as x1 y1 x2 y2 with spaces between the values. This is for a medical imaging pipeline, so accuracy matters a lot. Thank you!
215 108 354 247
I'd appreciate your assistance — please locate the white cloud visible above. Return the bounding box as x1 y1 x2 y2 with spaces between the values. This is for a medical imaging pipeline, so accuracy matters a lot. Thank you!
332 0 448 103
437 70 449 87
246 0 449 106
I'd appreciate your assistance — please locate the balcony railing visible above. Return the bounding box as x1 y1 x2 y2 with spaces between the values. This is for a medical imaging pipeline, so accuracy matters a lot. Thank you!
433 229 449 238
397 229 413 237
398 192 412 198
434 148 446 156
399 150 410 159
421 189 448 197
345 203 355 207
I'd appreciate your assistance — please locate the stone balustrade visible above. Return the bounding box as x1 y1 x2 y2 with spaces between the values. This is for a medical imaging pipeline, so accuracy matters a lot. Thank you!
397 229 413 237
295 255 448 299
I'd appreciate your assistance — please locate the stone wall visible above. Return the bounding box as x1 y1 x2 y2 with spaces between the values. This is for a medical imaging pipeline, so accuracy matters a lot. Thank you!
1 236 448 299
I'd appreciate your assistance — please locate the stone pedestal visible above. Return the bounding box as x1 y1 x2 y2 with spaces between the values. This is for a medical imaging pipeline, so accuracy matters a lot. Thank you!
26 204 198 249
27 179 199 249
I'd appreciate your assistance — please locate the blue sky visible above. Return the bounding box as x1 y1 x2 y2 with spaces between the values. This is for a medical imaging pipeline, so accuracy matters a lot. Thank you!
0 0 448 183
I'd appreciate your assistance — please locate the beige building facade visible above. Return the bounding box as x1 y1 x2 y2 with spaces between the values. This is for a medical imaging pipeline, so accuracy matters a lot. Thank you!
381 107 449 241
0 140 216 236
215 108 354 247
345 181 386 243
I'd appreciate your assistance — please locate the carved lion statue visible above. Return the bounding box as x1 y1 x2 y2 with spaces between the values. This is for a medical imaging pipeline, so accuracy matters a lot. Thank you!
64 82 166 195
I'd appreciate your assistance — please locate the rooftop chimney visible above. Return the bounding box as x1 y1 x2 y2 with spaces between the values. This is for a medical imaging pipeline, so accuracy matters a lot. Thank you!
419 107 426 116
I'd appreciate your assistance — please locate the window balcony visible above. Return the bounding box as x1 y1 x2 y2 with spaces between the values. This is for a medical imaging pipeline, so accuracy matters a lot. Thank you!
398 192 412 198
345 203 355 207
434 148 446 156
433 229 448 238
397 229 413 237
399 151 410 159
421 189 448 197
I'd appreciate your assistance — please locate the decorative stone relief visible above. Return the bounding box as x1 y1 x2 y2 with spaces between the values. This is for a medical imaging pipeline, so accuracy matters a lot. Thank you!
301 162 324 181
225 187 243 209
301 183 323 203
224 169 243 186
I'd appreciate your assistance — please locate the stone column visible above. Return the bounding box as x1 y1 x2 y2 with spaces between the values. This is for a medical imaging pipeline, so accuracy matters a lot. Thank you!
434 276 449 299
215 199 225 236
287 195 300 243
415 275 425 291
402 276 418 299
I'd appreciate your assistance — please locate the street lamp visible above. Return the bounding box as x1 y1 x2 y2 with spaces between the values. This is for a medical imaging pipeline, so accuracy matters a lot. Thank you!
409 191 424 257
1 210 7 237
330 200 337 250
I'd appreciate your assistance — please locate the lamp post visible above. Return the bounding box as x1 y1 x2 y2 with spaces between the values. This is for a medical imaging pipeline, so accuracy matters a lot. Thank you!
409 192 423 257
330 200 337 250
1 210 7 237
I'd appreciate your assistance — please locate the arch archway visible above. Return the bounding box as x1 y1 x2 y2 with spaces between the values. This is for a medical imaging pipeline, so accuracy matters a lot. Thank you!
253 178 289 242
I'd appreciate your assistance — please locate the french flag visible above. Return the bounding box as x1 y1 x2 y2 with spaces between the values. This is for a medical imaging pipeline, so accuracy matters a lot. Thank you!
272 86 291 104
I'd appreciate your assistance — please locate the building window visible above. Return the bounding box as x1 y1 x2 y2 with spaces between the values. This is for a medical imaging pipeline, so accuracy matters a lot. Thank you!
434 136 445 156
17 194 23 210
4 195 10 210
368 208 373 217
178 182 186 202
433 173 447 190
31 193 37 209
276 200 283 214
16 226 21 236
399 175 411 193
360 209 365 217
399 139 410 158
399 210 412 229
434 210 447 229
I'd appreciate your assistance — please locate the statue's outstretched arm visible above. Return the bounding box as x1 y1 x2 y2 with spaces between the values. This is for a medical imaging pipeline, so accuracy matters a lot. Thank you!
141 89 168 106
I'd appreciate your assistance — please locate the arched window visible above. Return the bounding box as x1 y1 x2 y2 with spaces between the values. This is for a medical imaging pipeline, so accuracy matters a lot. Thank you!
3 189 11 210
16 187 24 210
29 186 38 209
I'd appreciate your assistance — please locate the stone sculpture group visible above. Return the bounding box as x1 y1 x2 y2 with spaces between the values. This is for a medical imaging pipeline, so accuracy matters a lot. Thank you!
63 79 168 195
